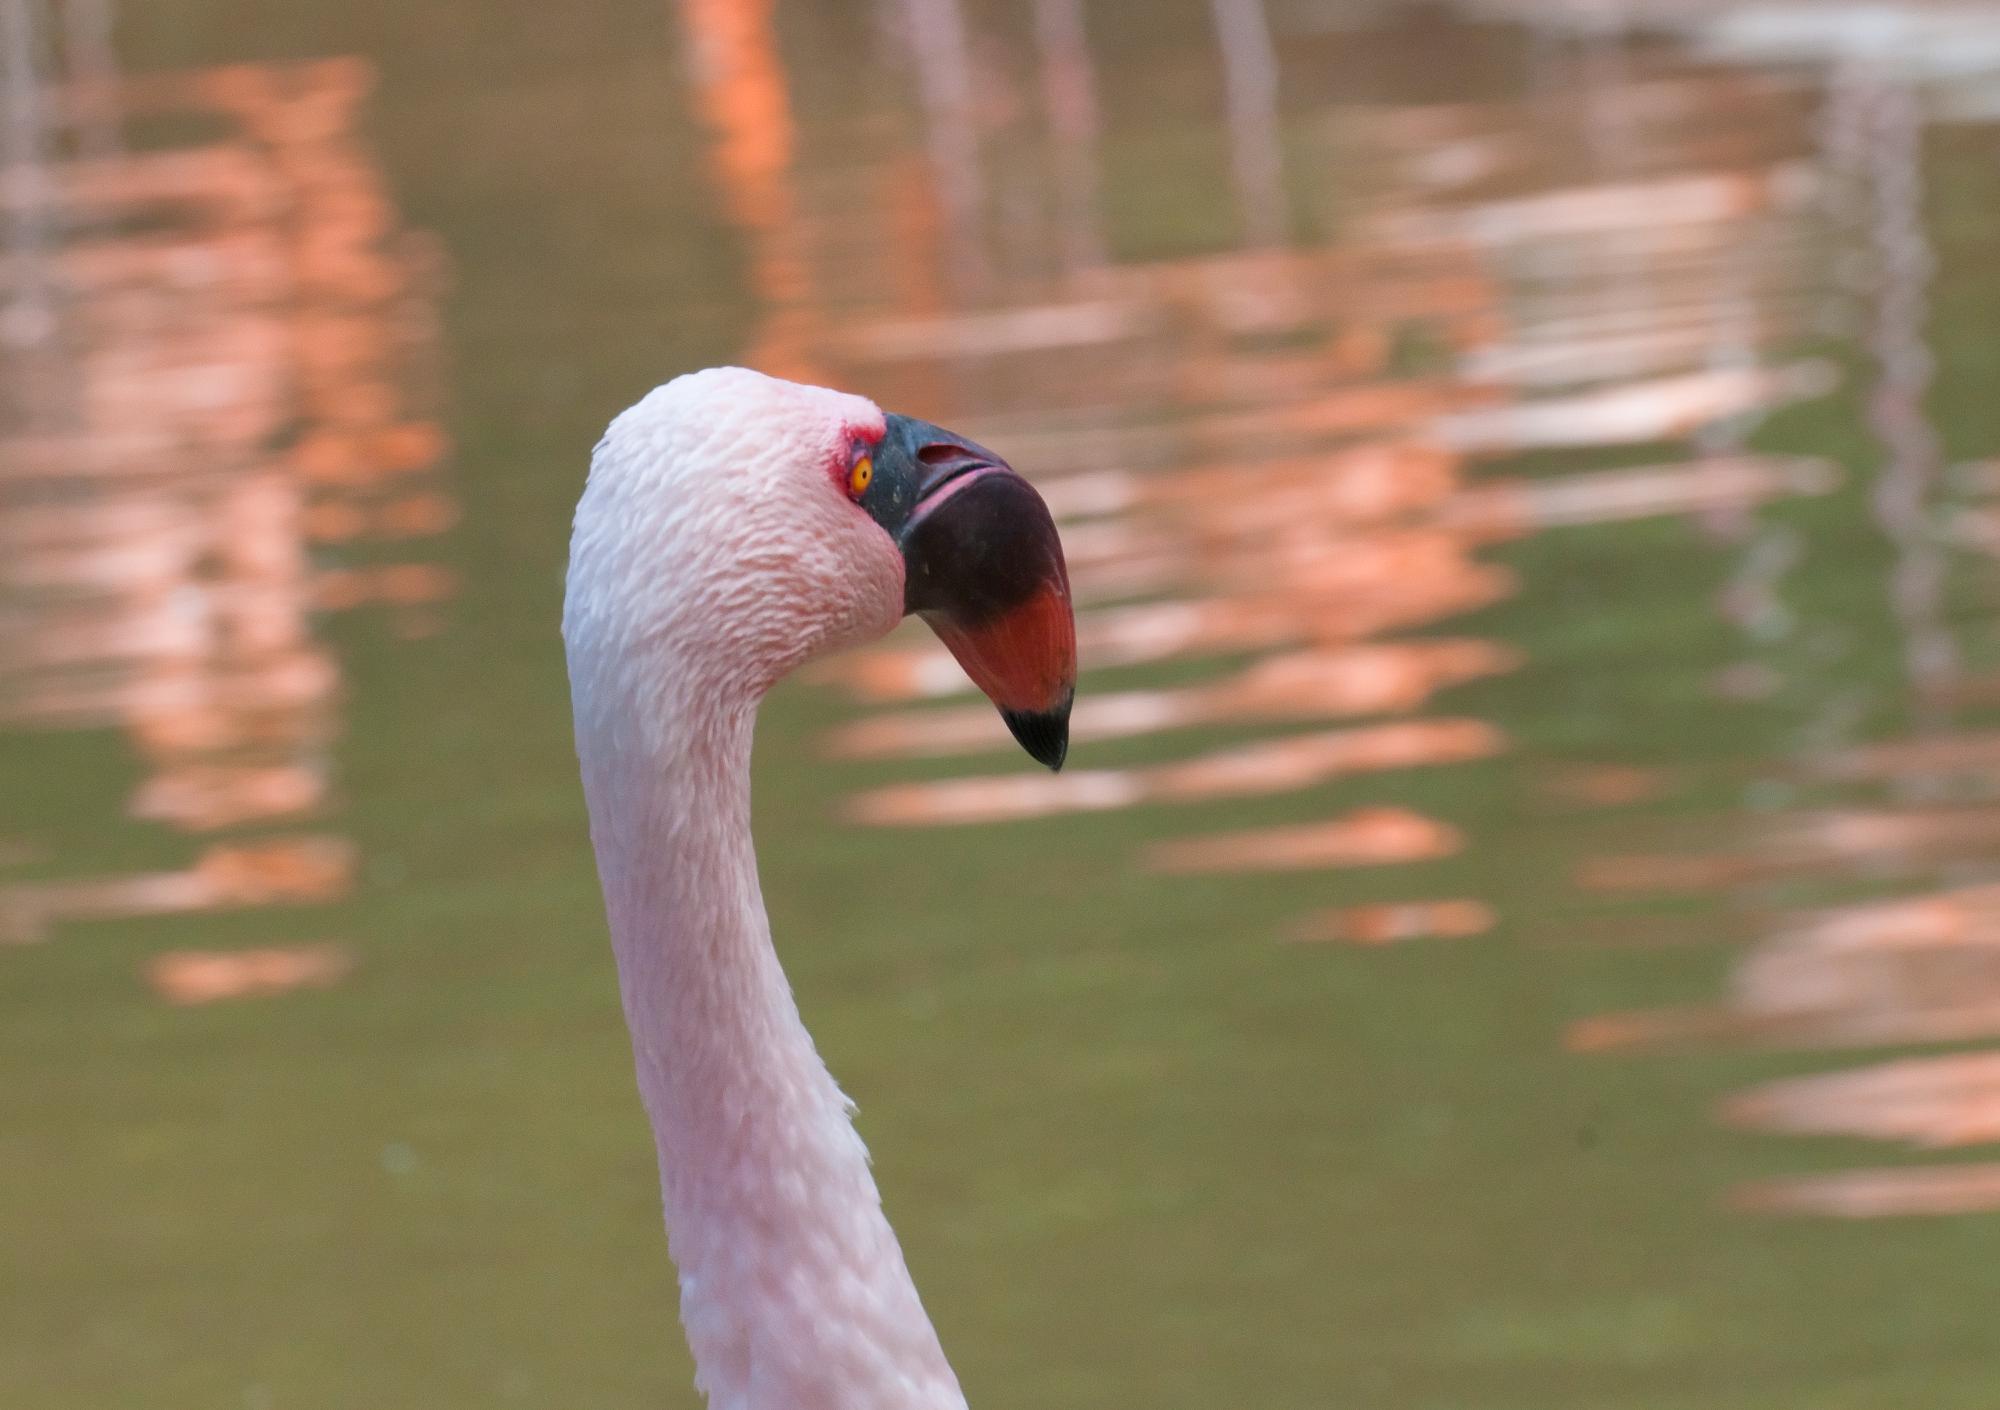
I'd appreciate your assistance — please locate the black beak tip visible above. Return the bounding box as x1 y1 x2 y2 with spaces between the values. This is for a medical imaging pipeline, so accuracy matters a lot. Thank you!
1001 703 1070 772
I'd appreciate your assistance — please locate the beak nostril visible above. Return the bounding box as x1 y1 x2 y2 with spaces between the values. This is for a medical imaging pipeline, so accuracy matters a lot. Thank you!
914 444 962 466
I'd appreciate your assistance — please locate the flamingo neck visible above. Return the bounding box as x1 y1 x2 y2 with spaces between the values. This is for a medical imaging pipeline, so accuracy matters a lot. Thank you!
573 670 965 1410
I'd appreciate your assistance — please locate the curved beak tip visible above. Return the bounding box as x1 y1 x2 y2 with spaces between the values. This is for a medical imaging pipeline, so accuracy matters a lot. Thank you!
1002 700 1071 771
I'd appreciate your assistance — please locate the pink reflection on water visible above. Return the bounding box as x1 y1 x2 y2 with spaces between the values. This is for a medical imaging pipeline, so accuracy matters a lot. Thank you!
1725 1053 2000 1150
829 640 1518 759
1732 1165 2000 1220
0 59 449 948
146 942 354 1005
1539 762 1673 810
1284 899 1495 946
1 838 355 945
785 37 1844 997
1150 808 1463 875
819 552 1518 703
849 721 1503 827
1462 0 2000 1223
682 9 1990 1210
1809 729 2000 783
1437 363 1836 453
1581 808 2000 894
1572 879 2000 1057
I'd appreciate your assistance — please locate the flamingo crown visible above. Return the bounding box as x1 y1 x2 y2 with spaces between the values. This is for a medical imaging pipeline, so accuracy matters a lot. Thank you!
563 368 1075 1410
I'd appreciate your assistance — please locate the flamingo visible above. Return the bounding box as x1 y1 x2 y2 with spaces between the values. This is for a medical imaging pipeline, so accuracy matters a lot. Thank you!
562 367 1076 1410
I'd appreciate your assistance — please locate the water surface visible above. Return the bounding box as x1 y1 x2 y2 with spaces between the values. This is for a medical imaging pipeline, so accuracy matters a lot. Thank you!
7 3 2000 1406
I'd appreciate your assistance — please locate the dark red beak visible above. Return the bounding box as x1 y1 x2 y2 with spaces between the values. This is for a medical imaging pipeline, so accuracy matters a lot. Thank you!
862 415 1076 769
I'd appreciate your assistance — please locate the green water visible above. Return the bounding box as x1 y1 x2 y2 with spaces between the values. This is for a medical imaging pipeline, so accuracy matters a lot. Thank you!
8 3 2000 1407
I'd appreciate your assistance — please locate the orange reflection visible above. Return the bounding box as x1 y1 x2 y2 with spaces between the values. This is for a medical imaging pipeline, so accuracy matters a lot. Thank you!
1809 730 2000 783
1437 364 1836 454
848 722 1503 827
146 942 355 1005
1 839 355 945
1539 763 1672 810
675 0 820 381
0 60 450 947
829 639 1518 759
1571 876 2000 1056
753 42 1839 964
1581 808 2000 894
1521 14 2000 1218
1733 1165 2000 1220
1724 1053 2000 1150
1284 899 1495 946
1149 808 1462 875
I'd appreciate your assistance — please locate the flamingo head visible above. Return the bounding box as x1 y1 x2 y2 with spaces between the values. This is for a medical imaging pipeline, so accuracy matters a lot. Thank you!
567 367 1076 768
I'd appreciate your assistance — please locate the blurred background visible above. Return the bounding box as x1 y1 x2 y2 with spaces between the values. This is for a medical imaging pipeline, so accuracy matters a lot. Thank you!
7 0 2000 1405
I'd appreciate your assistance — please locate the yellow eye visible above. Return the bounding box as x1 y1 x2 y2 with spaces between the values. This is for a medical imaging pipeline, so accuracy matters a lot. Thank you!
848 455 873 499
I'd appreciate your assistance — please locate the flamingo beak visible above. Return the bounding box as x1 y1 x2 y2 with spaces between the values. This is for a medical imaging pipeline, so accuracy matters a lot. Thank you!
874 415 1076 770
